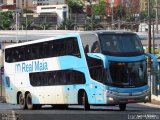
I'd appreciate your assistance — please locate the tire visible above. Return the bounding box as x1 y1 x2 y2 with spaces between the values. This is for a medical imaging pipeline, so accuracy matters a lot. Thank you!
119 104 126 111
26 93 41 110
26 93 34 110
82 92 90 110
18 93 26 109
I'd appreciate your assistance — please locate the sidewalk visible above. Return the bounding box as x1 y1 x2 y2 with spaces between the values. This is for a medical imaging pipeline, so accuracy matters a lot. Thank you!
139 95 160 108
151 95 160 105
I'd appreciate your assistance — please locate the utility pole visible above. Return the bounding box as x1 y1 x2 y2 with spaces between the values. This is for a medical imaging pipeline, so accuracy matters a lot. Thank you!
110 0 114 29
156 0 159 34
15 0 18 42
148 0 152 102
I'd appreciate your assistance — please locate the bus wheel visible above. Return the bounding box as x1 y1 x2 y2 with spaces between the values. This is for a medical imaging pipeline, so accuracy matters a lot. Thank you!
119 104 126 111
18 93 26 109
82 92 90 110
26 93 34 110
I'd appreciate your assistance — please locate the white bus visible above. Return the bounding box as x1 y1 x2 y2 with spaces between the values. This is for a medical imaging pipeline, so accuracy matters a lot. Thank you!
4 30 158 110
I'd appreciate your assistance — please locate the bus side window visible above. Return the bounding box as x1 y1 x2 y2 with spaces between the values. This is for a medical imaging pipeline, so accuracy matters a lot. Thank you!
48 42 54 57
54 71 60 85
86 56 103 83
5 49 12 62
69 71 85 84
13 48 19 62
48 72 55 85
72 39 81 57
27 47 32 60
43 42 50 58
66 39 73 55
18 47 25 61
66 71 71 85
66 38 81 57
31 45 39 59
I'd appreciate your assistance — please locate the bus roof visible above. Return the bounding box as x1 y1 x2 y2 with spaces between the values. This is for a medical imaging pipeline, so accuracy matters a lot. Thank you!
4 33 79 49
4 30 136 49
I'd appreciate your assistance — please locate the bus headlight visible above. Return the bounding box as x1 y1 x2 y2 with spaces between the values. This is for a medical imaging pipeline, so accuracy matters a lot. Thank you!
109 97 114 101
145 96 149 102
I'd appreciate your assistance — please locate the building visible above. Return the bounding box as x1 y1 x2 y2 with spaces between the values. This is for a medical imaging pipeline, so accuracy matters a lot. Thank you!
0 0 2 4
36 0 65 6
105 0 140 15
140 0 148 11
36 4 68 25
2 0 66 11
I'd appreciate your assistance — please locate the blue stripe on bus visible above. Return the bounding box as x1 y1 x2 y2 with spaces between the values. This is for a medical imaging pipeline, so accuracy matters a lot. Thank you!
105 55 146 62
108 85 148 93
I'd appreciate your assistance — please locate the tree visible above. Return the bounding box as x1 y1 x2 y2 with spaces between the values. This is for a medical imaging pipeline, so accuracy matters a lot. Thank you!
84 16 104 30
20 19 33 30
22 9 34 13
57 19 75 30
113 4 126 20
92 0 106 15
67 0 84 13
0 11 13 30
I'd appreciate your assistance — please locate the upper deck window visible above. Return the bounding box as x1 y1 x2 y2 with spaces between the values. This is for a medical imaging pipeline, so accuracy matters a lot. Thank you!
5 37 81 63
99 34 144 56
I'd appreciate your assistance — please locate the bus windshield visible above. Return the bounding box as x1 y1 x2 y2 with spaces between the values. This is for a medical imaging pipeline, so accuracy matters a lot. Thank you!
99 34 144 56
105 61 147 88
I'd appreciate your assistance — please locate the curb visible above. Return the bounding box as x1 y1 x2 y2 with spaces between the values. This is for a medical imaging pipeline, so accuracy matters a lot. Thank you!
138 102 160 109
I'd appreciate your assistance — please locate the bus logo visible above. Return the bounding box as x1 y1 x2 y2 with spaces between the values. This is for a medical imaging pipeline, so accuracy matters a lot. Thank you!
15 60 48 73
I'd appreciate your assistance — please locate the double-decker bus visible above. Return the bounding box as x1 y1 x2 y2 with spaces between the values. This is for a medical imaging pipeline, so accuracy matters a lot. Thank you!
4 30 158 110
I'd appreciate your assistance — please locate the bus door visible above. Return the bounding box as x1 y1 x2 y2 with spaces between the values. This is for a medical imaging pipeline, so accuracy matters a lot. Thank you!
65 71 78 104
65 85 76 104
89 62 105 104
93 81 105 104
86 54 106 104
55 71 76 104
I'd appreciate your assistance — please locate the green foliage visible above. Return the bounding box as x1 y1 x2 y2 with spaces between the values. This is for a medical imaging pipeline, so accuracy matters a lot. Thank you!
22 9 34 13
57 19 75 30
84 16 104 30
113 4 126 20
92 0 106 15
0 11 13 30
20 19 33 30
67 0 84 13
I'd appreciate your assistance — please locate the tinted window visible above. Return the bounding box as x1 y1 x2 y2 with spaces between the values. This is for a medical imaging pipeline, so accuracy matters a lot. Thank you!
108 61 147 88
99 34 144 56
29 70 86 86
5 37 81 63
86 55 104 83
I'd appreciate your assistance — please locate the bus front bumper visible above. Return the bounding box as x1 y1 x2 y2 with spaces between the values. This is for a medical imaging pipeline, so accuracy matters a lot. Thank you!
105 89 150 105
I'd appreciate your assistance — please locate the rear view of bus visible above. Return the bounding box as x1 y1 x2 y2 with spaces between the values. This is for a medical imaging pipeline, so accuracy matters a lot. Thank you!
80 31 156 110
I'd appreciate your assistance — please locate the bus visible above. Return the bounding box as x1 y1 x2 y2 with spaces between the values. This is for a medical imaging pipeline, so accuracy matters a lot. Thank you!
4 30 158 110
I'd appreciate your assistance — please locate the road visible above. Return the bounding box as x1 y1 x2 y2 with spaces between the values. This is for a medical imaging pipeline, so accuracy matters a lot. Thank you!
0 103 159 120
